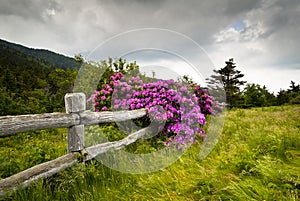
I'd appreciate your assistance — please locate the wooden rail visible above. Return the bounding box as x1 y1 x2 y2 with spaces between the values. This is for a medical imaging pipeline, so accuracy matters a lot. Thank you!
0 109 146 137
0 153 78 197
0 93 149 198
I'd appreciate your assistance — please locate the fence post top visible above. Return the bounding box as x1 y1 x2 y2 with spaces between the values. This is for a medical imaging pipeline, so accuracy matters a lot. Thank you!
65 93 86 113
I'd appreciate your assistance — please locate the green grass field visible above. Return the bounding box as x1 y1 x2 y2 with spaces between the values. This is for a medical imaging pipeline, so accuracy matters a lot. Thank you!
1 105 299 200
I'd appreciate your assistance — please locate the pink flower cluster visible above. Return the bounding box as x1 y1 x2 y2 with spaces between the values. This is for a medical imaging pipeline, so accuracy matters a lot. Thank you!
88 72 216 147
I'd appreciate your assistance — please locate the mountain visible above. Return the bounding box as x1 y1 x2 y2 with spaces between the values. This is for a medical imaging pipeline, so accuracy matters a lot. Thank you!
0 39 78 115
0 39 79 70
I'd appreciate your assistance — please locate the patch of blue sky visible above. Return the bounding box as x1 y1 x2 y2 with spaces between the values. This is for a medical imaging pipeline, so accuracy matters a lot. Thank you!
232 20 245 31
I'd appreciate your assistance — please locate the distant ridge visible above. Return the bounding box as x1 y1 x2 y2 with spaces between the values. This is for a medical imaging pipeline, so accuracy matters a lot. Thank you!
0 39 79 70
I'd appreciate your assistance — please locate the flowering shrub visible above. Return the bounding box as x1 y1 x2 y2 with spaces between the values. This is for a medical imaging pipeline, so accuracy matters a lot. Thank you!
194 86 216 115
88 72 216 147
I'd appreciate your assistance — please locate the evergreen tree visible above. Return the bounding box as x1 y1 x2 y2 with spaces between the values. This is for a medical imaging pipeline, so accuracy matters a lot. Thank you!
288 80 300 93
276 81 300 105
206 58 246 107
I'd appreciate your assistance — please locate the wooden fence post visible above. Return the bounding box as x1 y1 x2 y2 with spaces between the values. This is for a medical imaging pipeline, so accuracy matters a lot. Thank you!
64 93 86 152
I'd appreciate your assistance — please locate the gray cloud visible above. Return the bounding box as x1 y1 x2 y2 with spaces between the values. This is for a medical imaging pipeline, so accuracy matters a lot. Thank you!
0 0 62 21
0 0 299 92
0 0 261 51
244 0 300 68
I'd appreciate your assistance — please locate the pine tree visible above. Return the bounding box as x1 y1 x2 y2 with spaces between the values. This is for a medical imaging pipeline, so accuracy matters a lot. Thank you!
206 58 246 107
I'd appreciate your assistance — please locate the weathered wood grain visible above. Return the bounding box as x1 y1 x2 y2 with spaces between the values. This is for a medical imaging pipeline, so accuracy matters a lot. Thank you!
0 153 78 198
0 109 147 137
80 109 147 125
65 93 86 113
84 127 151 161
0 113 79 137
65 93 86 152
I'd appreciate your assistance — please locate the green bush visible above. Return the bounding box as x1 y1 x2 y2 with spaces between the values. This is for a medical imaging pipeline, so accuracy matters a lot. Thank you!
290 95 300 104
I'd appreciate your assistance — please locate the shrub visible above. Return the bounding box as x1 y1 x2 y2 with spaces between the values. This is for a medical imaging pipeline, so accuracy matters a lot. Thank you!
88 71 217 148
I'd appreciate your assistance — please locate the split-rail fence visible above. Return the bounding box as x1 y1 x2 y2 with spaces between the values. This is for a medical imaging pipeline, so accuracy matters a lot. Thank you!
0 93 149 198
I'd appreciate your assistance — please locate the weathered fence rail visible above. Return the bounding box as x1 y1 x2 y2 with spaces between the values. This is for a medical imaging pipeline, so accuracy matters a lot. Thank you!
0 93 148 198
0 110 146 137
0 113 79 137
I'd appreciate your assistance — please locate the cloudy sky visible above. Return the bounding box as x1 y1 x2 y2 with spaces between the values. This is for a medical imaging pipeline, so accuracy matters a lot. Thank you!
0 0 299 93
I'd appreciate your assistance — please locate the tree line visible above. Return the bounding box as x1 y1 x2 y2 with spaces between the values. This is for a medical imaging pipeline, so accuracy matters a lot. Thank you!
1 46 298 116
206 58 300 108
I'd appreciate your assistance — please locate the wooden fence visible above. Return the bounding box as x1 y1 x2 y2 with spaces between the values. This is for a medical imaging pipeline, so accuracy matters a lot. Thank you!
0 93 149 198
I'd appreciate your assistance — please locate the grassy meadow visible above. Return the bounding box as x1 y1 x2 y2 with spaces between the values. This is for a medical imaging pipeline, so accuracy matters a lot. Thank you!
0 105 299 200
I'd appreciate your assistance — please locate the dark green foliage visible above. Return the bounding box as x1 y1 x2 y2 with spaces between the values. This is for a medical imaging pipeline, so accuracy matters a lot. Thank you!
276 80 300 105
277 89 291 105
289 80 300 93
240 80 300 108
73 57 142 106
95 57 140 90
0 39 79 70
178 75 197 87
242 84 276 108
206 58 246 107
0 41 77 115
91 57 141 111
46 69 77 112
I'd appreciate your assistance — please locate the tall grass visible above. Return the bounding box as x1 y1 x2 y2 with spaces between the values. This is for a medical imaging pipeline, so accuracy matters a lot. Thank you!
1 105 299 200
0 128 67 179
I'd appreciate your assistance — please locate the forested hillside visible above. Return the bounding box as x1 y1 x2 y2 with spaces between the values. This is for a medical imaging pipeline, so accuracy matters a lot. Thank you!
0 41 78 115
0 39 78 70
